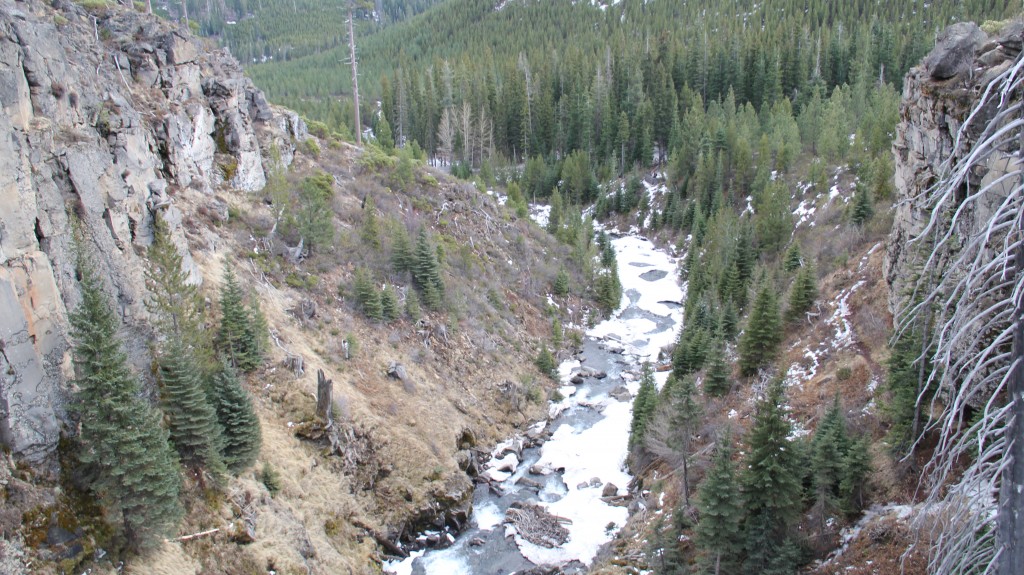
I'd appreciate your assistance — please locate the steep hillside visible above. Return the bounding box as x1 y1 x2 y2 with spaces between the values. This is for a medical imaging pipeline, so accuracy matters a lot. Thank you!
580 18 1023 575
0 2 585 573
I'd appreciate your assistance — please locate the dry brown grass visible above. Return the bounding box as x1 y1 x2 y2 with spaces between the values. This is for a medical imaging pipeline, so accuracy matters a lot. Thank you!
127 133 566 573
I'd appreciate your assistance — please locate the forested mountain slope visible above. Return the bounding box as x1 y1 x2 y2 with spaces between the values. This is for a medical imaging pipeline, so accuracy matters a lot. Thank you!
163 0 445 63
245 0 1016 168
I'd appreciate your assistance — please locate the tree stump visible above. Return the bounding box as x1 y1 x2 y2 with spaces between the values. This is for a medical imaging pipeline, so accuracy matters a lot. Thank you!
316 369 333 424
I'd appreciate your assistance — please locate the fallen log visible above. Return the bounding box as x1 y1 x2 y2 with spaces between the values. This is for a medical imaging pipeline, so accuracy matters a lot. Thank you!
352 519 407 558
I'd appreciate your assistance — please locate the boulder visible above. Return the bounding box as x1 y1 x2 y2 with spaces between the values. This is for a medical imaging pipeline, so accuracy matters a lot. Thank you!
601 482 618 497
610 386 632 402
924 22 985 80
161 32 198 65
516 477 542 489
387 362 409 382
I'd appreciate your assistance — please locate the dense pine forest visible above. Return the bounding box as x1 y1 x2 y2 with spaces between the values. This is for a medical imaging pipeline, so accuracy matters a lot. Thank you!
229 0 1015 172
171 0 445 62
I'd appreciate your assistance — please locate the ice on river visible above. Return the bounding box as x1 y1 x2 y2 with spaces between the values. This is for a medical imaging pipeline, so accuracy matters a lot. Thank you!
519 233 683 566
521 398 633 566
588 235 685 361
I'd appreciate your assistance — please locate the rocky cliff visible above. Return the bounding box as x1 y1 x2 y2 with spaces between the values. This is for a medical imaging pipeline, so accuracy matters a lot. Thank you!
0 0 304 463
887 20 1022 353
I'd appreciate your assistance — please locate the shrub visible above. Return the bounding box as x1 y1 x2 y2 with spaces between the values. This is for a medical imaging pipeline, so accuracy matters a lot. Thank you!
301 138 321 158
260 463 281 496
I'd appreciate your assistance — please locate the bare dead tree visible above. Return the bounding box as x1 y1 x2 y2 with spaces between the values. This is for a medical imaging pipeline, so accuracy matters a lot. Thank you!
436 107 455 166
898 54 1024 575
347 0 362 145
459 100 474 166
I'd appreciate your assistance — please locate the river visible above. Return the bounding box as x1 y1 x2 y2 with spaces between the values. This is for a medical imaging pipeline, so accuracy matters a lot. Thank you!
385 233 685 575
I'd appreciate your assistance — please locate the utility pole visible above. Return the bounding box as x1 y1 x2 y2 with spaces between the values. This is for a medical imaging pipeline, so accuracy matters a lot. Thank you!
348 0 362 145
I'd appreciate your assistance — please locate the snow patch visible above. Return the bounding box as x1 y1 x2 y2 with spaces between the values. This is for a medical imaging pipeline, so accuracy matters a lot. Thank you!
828 280 866 349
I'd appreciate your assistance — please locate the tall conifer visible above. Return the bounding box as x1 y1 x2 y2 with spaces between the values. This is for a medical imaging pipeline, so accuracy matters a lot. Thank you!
742 379 803 573
70 254 182 550
158 336 226 476
211 360 262 473
738 284 783 376
696 430 744 575
630 363 659 448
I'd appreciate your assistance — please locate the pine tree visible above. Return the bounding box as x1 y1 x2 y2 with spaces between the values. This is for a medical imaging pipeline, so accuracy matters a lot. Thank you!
361 195 381 249
551 318 563 350
704 339 732 397
850 182 874 226
783 243 803 272
294 172 336 254
754 180 793 256
630 362 659 448
553 268 570 297
380 284 399 322
211 359 261 474
391 224 414 275
217 266 264 372
393 146 415 191
785 264 818 324
547 187 564 235
405 288 422 321
738 284 783 376
810 396 849 536
721 300 739 341
535 345 556 379
884 328 929 453
413 228 445 310
158 336 226 476
839 437 871 515
696 430 744 575
70 254 182 550
145 218 203 343
376 115 395 151
353 267 383 320
742 379 803 574
719 260 741 304
595 234 623 315
241 296 268 372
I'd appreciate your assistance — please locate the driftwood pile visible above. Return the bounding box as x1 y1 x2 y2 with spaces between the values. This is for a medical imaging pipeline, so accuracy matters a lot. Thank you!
505 502 571 548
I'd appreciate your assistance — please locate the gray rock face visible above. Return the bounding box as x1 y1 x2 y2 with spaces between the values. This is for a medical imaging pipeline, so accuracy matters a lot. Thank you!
887 21 1023 402
924 22 986 80
0 0 303 462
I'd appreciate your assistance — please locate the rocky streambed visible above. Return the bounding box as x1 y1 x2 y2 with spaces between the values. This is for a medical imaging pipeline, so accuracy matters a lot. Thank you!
386 234 685 575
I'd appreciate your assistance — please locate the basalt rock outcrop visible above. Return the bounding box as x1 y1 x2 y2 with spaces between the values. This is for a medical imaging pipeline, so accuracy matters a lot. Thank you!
886 19 1022 346
0 0 305 462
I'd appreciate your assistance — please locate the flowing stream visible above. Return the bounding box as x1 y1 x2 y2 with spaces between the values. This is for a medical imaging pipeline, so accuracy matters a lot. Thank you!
386 234 685 575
